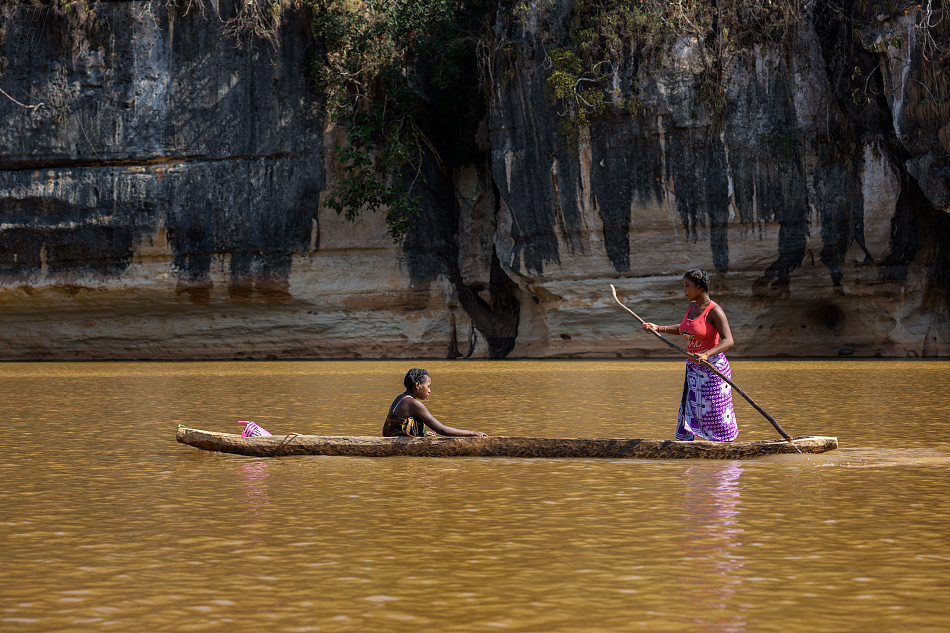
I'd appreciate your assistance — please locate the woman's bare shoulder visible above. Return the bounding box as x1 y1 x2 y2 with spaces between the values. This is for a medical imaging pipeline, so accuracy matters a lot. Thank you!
407 397 428 413
708 303 729 323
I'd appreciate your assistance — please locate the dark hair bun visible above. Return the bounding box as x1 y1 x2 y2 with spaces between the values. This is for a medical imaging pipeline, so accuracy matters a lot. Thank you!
404 368 430 390
684 268 710 291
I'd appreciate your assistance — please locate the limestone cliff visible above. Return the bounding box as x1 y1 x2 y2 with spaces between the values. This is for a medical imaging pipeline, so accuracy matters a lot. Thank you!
0 0 947 359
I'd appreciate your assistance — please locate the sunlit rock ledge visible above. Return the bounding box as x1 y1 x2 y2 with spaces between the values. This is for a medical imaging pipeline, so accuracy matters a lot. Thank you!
0 1 947 359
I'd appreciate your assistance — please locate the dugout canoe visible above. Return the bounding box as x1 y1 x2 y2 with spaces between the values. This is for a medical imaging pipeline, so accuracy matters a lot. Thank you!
176 427 838 459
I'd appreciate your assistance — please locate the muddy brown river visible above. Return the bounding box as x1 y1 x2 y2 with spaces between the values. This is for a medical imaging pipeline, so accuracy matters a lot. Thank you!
2 360 948 632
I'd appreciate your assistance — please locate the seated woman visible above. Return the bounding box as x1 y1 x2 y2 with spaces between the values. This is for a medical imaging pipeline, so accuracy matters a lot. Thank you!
382 368 487 437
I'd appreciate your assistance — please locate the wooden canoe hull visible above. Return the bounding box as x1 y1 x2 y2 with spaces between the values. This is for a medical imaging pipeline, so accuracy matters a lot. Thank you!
176 428 838 459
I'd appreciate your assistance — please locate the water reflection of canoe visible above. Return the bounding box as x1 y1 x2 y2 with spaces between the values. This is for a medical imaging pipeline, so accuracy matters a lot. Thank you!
176 428 838 459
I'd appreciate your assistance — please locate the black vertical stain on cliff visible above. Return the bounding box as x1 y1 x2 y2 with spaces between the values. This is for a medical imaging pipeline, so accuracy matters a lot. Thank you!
0 228 44 278
0 2 323 306
45 226 135 277
589 116 665 273
812 159 867 287
489 57 563 276
228 251 293 301
0 196 142 280
551 147 589 257
923 204 950 307
403 152 457 286
666 126 730 272
877 168 921 284
160 4 321 301
881 165 949 308
497 155 562 276
737 140 809 291
810 0 925 291
169 216 214 283
0 225 136 279
726 54 810 291
0 197 71 278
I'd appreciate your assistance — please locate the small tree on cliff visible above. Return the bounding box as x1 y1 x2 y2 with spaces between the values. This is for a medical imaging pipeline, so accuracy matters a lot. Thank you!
310 0 494 242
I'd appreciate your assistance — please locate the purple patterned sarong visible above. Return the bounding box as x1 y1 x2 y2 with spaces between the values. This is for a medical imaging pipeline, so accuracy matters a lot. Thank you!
676 354 738 442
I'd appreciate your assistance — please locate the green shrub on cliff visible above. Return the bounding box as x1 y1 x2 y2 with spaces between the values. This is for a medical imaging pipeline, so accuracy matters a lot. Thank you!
310 0 493 242
308 0 946 237
544 47 607 146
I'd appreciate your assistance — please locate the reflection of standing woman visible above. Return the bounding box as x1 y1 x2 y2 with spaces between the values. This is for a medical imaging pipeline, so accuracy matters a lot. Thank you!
642 269 738 442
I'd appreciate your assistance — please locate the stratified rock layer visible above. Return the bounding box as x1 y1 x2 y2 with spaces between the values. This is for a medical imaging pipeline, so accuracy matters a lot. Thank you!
0 1 947 359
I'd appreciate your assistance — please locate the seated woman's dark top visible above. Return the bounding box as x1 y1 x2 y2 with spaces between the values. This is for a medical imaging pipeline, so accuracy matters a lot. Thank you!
382 394 428 437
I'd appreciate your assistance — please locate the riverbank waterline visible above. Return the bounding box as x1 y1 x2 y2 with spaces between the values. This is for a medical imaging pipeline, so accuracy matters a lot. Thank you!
2 360 948 632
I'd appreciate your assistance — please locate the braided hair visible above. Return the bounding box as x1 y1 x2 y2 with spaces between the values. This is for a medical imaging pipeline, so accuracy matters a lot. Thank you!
404 368 430 390
683 268 710 292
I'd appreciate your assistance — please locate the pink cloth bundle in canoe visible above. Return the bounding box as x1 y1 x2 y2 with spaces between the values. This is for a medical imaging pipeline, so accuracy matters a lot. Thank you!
240 421 272 437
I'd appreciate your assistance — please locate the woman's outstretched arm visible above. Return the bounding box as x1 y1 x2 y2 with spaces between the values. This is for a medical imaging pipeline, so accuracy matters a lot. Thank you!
642 322 681 335
407 400 487 436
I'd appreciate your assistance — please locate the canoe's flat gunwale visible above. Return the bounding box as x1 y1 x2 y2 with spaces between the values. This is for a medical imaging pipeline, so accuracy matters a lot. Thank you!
176 428 838 459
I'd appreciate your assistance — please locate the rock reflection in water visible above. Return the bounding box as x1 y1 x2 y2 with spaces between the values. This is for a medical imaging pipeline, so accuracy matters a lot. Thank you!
677 462 745 632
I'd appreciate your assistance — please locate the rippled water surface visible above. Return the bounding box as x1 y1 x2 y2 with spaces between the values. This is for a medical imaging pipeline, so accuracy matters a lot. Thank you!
2 360 948 632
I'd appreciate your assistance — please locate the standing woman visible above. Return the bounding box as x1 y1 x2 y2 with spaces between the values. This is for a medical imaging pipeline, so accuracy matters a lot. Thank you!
642 269 738 442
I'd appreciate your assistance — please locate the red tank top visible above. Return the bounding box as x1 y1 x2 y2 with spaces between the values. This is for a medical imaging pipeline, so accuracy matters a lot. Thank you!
679 301 720 355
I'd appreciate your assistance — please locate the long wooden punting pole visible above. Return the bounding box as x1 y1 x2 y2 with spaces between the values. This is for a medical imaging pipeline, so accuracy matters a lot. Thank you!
610 284 794 443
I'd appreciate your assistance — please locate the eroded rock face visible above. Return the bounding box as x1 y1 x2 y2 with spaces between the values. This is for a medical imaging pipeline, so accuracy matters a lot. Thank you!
0 1 947 360
486 1 949 359
1 1 338 359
